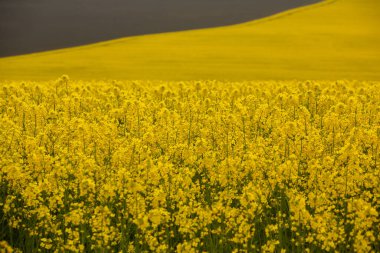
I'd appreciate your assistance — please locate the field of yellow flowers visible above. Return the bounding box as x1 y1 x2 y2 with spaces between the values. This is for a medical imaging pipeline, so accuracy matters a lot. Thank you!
0 77 379 252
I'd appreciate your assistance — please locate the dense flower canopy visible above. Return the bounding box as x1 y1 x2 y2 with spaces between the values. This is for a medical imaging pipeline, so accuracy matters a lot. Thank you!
0 78 379 252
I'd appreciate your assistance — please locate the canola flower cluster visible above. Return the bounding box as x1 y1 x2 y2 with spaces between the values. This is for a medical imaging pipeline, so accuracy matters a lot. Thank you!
0 77 379 253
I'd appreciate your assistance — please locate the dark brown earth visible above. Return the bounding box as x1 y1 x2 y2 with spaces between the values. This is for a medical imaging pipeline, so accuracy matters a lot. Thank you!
0 0 320 57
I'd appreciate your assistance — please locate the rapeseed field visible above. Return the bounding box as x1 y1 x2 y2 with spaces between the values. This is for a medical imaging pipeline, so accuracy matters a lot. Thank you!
0 78 379 252
1 0 379 81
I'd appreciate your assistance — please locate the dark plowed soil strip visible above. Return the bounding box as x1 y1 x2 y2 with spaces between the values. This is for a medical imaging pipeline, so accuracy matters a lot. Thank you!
0 0 320 57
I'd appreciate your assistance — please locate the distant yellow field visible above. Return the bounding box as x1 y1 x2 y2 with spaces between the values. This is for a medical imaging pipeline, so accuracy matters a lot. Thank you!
0 0 379 81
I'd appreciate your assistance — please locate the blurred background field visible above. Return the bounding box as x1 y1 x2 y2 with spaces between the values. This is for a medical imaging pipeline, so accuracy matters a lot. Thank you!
0 0 379 81
0 0 319 57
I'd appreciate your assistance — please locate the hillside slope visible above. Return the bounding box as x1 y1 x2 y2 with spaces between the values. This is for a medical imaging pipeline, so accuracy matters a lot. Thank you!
0 0 379 81
0 0 319 57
